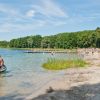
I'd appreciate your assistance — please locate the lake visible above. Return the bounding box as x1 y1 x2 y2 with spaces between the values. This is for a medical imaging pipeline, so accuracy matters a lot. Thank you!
0 49 81 100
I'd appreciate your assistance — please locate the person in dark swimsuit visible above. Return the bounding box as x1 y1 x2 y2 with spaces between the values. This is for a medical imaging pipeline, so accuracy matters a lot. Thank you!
0 56 4 68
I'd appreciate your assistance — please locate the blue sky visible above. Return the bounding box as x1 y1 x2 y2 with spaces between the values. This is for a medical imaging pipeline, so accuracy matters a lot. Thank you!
0 0 100 41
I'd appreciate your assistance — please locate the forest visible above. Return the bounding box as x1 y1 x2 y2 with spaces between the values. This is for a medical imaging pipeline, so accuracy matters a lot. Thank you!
0 27 100 49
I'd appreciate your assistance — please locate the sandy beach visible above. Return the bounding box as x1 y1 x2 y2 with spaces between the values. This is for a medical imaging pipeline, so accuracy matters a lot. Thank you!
26 50 100 100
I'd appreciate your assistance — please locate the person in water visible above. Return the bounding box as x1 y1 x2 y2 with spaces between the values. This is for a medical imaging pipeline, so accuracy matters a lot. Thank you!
0 55 4 68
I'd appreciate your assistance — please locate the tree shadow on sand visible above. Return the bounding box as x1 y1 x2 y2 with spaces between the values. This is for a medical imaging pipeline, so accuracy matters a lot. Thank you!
32 83 100 100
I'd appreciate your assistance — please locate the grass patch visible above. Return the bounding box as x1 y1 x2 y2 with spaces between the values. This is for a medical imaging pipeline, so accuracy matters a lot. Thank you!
42 58 87 70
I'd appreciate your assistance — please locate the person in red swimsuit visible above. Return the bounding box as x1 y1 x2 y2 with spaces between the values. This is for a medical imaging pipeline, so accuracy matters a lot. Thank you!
0 56 4 68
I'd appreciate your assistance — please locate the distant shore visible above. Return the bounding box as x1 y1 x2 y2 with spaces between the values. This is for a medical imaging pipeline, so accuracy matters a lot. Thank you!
24 48 77 53
1 47 100 53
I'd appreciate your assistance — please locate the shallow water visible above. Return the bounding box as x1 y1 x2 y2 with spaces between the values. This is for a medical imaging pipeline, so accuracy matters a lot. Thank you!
0 49 81 99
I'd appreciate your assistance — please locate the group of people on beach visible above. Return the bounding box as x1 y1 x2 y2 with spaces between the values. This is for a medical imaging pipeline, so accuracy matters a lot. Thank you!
78 48 99 55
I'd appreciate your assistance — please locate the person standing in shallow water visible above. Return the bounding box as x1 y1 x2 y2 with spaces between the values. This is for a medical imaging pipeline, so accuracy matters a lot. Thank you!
0 55 4 68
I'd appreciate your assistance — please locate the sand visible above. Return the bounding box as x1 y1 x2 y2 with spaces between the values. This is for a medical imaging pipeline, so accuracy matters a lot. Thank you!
26 51 100 100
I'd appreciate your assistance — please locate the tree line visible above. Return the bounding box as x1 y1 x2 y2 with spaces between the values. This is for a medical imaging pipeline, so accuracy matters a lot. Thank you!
0 27 100 48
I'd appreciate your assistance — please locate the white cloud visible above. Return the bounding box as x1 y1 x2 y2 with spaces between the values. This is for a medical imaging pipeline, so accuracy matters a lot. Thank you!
26 9 36 17
0 1 68 34
32 0 67 18
0 20 46 33
0 23 11 33
0 4 19 16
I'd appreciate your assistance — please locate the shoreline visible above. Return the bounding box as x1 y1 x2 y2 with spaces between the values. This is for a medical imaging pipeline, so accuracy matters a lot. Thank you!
0 48 100 100
1 47 100 53
26 66 100 100
26 51 100 100
0 48 77 53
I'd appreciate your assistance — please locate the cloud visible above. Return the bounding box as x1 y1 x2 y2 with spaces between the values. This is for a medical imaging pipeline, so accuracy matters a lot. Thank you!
0 19 46 33
32 0 67 18
0 4 19 16
26 9 36 17
0 0 68 34
0 23 11 32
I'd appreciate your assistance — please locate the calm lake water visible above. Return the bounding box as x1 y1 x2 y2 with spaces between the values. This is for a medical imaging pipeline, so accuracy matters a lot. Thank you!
0 49 81 100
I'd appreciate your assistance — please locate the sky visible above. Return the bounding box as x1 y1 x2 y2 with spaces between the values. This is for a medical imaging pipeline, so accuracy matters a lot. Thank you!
0 0 100 41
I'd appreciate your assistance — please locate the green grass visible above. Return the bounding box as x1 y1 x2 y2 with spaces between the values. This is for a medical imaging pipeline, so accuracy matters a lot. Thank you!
42 58 87 70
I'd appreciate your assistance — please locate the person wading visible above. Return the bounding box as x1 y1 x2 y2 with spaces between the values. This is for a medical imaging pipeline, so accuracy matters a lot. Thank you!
0 56 4 68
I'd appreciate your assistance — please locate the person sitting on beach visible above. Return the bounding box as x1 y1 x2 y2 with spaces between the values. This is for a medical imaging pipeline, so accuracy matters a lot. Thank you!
0 56 4 68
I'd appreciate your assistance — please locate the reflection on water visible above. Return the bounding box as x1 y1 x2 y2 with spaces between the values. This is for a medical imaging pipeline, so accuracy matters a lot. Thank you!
0 49 82 99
